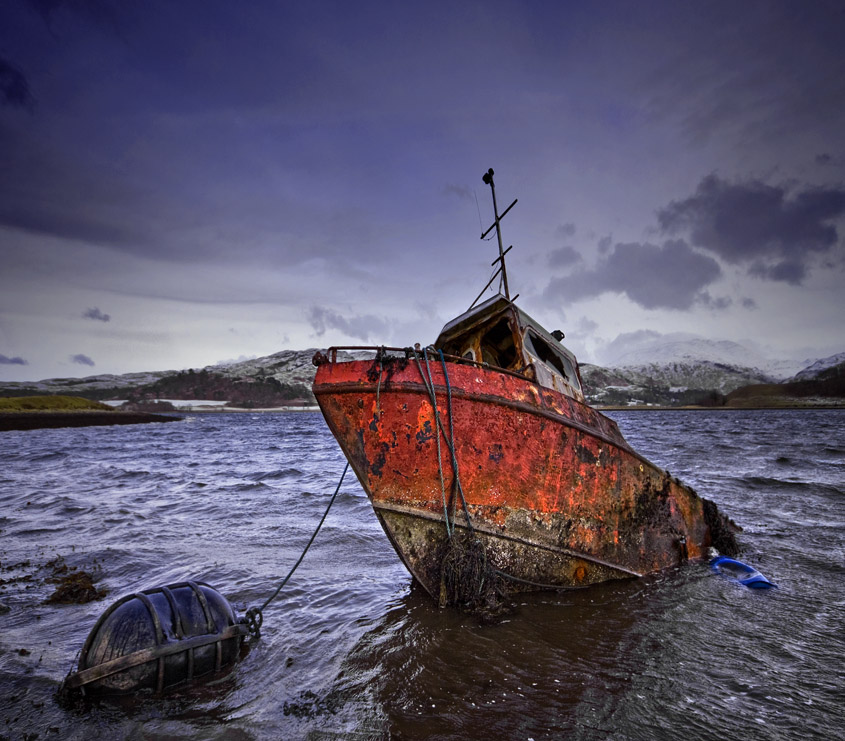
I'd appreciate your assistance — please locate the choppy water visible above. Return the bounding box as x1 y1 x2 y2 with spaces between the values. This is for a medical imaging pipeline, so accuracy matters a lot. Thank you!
1 409 843 739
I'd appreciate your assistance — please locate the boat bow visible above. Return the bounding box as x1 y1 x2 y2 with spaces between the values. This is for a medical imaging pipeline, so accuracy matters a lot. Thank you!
314 347 734 603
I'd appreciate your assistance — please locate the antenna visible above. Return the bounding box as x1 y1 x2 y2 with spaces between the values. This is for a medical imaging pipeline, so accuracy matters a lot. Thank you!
480 168 517 301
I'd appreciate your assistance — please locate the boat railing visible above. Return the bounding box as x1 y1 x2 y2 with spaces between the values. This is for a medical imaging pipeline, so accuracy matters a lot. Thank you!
316 345 536 384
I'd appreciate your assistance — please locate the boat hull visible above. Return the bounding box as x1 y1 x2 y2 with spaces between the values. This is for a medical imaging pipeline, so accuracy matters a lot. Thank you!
314 354 734 602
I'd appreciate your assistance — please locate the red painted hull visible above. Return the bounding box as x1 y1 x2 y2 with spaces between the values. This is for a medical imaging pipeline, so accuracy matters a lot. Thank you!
314 355 726 601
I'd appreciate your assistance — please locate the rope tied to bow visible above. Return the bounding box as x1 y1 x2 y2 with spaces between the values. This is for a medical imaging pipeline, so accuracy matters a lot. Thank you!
412 347 504 613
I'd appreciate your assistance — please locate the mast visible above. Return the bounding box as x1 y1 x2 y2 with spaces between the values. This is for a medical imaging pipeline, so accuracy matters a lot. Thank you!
481 168 517 301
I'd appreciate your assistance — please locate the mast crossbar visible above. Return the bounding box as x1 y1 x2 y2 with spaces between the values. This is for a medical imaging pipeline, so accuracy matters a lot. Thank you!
481 168 516 301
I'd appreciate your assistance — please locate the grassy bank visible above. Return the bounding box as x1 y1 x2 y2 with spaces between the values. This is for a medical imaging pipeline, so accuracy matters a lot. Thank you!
0 395 182 431
0 395 115 413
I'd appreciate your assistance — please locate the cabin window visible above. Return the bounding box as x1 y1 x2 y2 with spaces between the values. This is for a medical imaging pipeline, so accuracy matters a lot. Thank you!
437 313 518 370
525 330 580 389
479 318 518 369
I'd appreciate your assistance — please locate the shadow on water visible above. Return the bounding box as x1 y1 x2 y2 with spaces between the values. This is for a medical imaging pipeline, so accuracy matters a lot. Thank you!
330 576 653 740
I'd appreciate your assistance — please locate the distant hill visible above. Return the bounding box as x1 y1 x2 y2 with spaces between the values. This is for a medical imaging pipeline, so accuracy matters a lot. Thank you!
724 359 845 408
0 349 366 409
127 366 315 408
0 371 178 400
789 351 845 381
1 347 843 409
580 347 845 408
580 360 775 407
598 335 813 380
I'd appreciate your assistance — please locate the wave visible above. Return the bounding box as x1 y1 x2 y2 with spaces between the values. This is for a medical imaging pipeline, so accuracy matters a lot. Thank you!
249 468 304 481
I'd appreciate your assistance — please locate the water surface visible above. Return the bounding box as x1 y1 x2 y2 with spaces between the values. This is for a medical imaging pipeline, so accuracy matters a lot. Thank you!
1 409 843 739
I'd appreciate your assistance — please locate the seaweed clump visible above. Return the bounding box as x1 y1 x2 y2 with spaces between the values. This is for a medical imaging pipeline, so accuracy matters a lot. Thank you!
438 532 507 619
43 557 108 605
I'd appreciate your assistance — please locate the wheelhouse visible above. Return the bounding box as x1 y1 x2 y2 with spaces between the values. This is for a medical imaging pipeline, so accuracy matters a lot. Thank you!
435 295 584 402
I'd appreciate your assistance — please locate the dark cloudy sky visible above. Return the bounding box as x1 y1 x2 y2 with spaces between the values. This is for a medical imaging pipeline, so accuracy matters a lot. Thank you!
2 0 845 381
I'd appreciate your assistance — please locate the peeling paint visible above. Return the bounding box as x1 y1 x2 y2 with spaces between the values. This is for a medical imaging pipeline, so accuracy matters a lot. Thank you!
315 356 738 601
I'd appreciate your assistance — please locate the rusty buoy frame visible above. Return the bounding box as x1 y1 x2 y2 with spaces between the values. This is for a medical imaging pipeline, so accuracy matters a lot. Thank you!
61 580 249 695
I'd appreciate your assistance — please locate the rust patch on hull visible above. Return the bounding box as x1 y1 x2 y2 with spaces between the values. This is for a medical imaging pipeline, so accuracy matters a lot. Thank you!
315 357 737 603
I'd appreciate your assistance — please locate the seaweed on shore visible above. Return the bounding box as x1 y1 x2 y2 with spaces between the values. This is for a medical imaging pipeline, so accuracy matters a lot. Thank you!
0 554 108 607
43 556 108 605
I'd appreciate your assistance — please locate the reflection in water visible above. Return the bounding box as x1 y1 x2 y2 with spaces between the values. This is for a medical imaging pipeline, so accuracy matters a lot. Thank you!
336 577 650 738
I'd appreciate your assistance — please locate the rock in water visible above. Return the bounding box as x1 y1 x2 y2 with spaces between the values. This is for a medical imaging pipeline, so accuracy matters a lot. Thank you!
61 581 248 695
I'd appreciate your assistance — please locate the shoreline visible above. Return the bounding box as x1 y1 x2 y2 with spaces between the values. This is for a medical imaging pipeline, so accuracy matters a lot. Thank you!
4 403 841 431
176 405 320 413
0 406 322 431
596 402 845 411
0 411 182 432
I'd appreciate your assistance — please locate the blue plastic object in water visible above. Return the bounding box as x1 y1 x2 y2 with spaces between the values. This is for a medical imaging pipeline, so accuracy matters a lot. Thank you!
710 556 777 589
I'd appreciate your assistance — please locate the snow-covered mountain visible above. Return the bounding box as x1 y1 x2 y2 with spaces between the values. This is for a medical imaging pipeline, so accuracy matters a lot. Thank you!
0 349 361 404
607 361 773 393
211 348 373 382
212 349 326 386
789 352 845 381
599 334 814 381
0 370 177 396
578 359 777 407
572 334 833 405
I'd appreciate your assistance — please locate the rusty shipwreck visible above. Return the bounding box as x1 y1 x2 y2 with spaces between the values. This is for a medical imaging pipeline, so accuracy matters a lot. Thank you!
313 169 738 608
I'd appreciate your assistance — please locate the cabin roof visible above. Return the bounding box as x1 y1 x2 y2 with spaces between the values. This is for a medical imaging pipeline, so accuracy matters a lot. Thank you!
435 293 579 368
435 295 513 346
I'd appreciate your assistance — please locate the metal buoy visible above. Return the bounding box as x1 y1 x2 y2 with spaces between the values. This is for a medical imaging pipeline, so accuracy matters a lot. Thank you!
61 580 249 695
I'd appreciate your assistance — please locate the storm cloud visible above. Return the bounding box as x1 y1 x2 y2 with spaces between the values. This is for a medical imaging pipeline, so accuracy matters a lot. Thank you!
0 354 28 365
0 125 153 249
307 306 389 343
658 175 845 283
83 307 111 322
442 184 473 202
0 57 33 109
544 239 721 310
547 246 582 269
70 354 95 366
555 223 576 239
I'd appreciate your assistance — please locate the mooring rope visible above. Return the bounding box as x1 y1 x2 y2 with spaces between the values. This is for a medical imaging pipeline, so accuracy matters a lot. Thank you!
411 347 507 611
411 346 481 534
412 347 453 539
437 348 475 534
242 461 349 638
424 347 463 532
416 346 476 534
